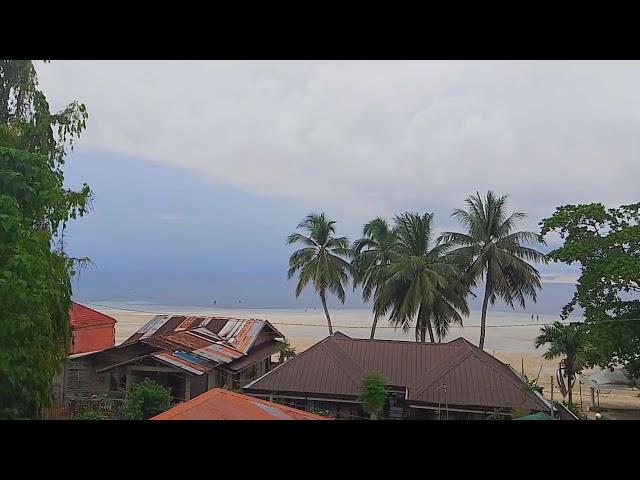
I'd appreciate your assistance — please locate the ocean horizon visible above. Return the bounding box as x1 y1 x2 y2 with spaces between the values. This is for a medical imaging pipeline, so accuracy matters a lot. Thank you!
83 299 584 354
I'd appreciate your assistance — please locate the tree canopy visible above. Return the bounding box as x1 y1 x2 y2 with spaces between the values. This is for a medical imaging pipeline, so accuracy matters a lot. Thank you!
0 60 91 419
540 203 640 378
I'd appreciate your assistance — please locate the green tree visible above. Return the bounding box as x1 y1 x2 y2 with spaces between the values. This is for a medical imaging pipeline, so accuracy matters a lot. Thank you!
352 217 400 339
123 378 172 420
534 322 592 405
278 338 297 363
74 409 109 420
540 203 640 379
287 213 352 335
374 212 469 342
358 372 389 419
0 60 91 419
440 191 546 349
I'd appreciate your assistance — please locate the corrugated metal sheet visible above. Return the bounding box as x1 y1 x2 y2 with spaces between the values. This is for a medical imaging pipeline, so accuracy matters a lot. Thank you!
244 334 550 413
70 303 117 329
151 388 330 420
153 352 208 375
121 316 283 375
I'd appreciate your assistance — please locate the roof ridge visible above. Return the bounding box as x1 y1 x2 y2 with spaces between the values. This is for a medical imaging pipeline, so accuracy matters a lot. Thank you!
332 336 468 346
318 338 365 386
242 335 338 389
464 346 550 410
71 302 117 325
409 347 475 399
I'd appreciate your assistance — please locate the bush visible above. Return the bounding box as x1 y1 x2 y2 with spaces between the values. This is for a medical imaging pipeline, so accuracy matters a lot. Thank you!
123 379 171 420
358 372 389 420
74 410 109 420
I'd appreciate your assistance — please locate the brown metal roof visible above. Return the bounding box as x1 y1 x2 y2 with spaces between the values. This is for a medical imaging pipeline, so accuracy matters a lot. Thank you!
243 334 551 412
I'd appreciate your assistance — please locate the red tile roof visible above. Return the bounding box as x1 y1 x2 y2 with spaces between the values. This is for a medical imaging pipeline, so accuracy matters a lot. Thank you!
150 388 330 420
244 334 551 412
70 303 117 329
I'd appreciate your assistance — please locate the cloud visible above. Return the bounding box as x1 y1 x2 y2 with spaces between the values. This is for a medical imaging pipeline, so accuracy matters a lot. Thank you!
37 60 640 228
540 272 580 284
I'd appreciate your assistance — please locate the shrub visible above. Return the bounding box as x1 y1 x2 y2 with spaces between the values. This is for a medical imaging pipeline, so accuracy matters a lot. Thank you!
123 379 171 420
74 410 109 420
358 372 389 420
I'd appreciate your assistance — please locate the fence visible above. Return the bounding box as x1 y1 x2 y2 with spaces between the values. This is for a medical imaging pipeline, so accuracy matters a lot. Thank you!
42 396 125 420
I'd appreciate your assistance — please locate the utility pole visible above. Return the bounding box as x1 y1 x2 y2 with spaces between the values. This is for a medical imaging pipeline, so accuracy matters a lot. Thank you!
550 376 555 418
579 381 583 411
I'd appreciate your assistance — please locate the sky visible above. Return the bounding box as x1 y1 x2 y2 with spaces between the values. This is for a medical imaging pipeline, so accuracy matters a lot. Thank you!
35 60 640 313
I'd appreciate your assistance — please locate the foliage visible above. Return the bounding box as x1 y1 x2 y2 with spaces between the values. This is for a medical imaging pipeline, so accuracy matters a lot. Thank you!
486 408 509 420
358 372 389 419
352 218 400 339
440 191 547 349
523 377 542 394
367 212 469 342
0 60 91 419
74 409 109 420
287 213 353 335
535 322 593 404
561 401 586 420
540 203 640 379
278 339 297 363
123 378 171 420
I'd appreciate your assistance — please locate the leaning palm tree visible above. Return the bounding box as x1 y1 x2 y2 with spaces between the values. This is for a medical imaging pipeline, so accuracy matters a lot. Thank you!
352 217 400 339
374 212 469 342
287 213 352 335
278 339 297 364
534 322 591 405
440 191 546 350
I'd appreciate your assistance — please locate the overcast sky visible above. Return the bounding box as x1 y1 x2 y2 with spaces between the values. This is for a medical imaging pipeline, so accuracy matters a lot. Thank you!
35 61 640 310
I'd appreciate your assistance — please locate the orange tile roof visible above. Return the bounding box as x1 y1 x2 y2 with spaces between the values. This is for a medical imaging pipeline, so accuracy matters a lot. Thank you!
151 388 331 420
70 303 117 329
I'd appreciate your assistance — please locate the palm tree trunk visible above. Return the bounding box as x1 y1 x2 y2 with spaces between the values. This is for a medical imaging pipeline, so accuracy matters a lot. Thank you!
417 304 435 343
479 277 492 350
370 315 378 340
319 289 333 335
426 319 434 343
567 365 574 405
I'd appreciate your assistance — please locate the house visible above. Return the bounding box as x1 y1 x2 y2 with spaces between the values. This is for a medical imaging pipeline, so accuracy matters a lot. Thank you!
243 332 558 420
69 302 117 354
151 388 329 420
52 303 117 402
58 315 285 403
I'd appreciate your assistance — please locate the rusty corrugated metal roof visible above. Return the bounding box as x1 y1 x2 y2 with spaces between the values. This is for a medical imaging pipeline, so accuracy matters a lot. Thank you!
244 334 550 412
70 303 117 329
119 315 283 375
150 388 330 420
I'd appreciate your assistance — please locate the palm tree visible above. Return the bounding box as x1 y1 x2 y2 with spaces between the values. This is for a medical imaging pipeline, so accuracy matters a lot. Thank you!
287 213 352 335
534 322 591 405
374 212 469 342
440 191 546 350
352 217 400 339
278 339 297 364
